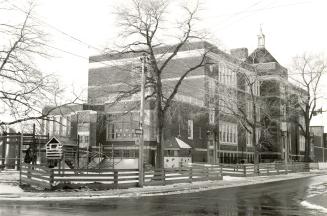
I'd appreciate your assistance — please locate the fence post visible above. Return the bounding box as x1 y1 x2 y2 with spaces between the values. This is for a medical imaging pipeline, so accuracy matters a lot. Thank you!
277 164 280 175
267 164 269 175
162 169 166 186
27 164 31 179
189 167 193 183
114 170 118 189
49 169 54 187
206 167 209 181
243 165 247 177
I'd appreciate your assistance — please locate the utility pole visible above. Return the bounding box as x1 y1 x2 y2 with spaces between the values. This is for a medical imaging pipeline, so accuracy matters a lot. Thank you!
138 54 147 187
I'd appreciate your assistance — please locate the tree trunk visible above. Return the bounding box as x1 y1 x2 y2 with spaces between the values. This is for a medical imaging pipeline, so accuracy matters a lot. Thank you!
252 125 259 174
304 108 311 163
155 109 165 169
304 122 311 162
252 96 259 174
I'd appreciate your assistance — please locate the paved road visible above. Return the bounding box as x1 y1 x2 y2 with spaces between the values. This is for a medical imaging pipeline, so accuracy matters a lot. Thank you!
1 175 327 215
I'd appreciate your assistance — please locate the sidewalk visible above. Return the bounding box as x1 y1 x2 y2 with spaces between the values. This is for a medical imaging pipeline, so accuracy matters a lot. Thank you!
0 170 326 201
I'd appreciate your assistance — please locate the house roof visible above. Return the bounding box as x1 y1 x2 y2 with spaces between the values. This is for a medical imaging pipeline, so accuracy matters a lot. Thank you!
164 137 192 149
45 136 77 147
246 48 278 64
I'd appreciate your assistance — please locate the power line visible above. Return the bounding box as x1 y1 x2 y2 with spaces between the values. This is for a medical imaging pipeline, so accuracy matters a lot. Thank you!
4 0 103 52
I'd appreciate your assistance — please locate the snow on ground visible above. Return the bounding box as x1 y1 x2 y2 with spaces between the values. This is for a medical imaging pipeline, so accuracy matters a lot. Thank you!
301 201 327 213
222 176 245 181
0 170 19 183
0 183 23 194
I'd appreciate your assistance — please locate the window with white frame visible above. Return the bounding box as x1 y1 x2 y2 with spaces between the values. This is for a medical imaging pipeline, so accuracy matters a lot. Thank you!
53 116 61 136
299 135 305 151
62 117 67 136
67 115 71 136
42 119 47 135
48 116 54 136
247 101 253 120
188 120 193 140
208 77 215 103
219 122 237 145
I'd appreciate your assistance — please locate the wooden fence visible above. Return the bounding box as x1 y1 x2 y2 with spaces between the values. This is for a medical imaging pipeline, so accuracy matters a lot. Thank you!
144 166 223 186
20 163 53 189
193 162 308 177
20 163 223 189
20 162 308 190
52 168 140 188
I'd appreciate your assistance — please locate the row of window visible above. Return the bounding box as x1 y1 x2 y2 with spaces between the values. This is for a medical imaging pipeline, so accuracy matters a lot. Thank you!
174 94 204 107
43 116 71 137
106 113 156 141
208 63 237 87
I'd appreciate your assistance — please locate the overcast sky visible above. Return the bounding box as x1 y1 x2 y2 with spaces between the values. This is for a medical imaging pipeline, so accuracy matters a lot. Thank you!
6 0 327 127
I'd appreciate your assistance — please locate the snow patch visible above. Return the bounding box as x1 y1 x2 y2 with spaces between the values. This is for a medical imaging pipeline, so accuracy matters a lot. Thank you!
301 200 327 213
0 183 23 194
223 176 245 181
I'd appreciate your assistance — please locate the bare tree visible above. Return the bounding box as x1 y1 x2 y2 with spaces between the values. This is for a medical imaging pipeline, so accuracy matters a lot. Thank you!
0 2 80 129
288 54 327 162
219 66 264 172
112 0 209 168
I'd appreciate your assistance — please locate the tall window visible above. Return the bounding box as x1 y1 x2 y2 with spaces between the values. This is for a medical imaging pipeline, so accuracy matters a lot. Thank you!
299 136 305 151
67 116 71 136
188 120 193 140
219 122 237 145
62 117 67 136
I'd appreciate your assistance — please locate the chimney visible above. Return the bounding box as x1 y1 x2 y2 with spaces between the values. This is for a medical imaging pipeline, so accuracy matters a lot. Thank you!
230 48 248 61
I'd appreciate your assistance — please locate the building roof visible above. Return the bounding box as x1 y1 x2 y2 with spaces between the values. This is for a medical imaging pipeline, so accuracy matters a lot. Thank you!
246 47 278 64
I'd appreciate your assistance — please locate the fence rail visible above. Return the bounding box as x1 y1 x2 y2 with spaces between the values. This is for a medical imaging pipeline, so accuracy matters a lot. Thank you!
144 166 223 186
20 163 53 189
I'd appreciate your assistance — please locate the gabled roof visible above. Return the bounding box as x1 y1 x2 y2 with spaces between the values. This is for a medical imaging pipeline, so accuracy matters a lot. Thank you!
246 48 278 64
45 136 77 147
164 137 192 149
